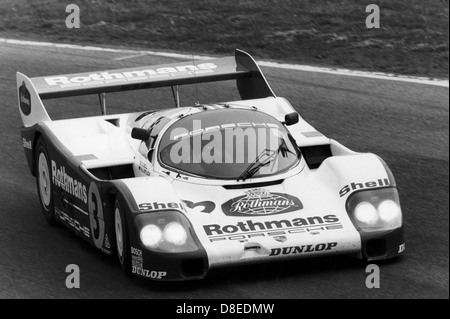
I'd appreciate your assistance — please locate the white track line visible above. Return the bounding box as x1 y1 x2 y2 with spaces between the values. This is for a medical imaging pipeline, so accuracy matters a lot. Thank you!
259 61 449 87
113 52 148 61
1 38 448 87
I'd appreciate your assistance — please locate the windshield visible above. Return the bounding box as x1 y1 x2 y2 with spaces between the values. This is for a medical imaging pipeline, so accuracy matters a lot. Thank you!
159 109 300 180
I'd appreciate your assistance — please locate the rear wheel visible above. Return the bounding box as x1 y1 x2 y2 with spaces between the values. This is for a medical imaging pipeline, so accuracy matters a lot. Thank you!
114 198 131 274
35 138 56 225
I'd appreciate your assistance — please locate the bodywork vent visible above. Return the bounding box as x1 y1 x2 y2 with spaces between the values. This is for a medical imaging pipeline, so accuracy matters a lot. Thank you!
300 144 332 169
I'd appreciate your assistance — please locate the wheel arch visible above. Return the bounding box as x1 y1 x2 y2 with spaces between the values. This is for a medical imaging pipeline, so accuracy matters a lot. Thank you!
30 131 42 176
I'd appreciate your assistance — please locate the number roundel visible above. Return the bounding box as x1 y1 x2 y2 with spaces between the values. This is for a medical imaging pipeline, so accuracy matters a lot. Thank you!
88 182 105 249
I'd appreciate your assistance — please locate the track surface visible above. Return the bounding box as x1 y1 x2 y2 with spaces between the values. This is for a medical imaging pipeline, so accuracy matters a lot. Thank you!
0 42 448 299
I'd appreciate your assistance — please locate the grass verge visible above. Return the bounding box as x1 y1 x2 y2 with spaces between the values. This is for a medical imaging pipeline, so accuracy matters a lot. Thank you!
0 0 448 78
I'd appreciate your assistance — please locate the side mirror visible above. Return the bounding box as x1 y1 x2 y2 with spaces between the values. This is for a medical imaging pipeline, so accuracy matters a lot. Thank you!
131 127 150 141
284 112 299 126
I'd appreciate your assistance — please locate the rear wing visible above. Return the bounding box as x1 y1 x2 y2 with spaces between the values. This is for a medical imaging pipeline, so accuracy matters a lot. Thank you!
17 49 275 127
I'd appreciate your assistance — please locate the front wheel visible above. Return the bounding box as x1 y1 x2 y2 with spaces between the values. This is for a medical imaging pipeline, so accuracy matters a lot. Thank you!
35 138 56 225
114 198 132 274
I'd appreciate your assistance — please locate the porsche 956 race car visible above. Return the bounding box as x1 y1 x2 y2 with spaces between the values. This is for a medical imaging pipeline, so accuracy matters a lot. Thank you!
17 49 404 281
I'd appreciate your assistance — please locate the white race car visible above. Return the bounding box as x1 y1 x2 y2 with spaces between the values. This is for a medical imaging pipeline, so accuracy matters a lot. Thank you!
17 49 405 281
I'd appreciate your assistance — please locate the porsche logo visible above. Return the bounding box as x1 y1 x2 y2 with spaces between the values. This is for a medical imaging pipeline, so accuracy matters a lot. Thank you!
273 236 287 243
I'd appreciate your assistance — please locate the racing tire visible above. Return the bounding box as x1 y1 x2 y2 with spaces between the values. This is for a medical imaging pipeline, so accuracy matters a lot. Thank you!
35 138 57 226
114 197 132 274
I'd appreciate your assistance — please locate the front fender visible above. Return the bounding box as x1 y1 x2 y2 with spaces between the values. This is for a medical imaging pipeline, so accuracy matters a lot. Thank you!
315 152 395 197
110 177 209 280
313 152 404 260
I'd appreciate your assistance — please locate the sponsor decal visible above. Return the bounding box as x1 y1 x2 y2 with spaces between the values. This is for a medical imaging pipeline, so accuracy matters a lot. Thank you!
131 246 144 269
131 247 142 257
222 188 302 216
203 215 342 243
269 242 337 256
56 209 90 238
132 267 167 279
138 160 151 176
183 200 215 214
204 215 339 235
398 243 405 253
138 201 183 211
18 81 31 116
130 247 167 279
22 138 32 150
339 179 390 197
131 247 143 256
51 160 87 203
44 63 217 87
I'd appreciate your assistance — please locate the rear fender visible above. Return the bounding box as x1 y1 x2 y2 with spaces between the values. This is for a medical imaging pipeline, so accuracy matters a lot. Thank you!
29 129 116 253
21 123 71 176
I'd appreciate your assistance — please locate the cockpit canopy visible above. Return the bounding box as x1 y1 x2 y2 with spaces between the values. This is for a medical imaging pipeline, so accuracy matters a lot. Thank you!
158 109 300 180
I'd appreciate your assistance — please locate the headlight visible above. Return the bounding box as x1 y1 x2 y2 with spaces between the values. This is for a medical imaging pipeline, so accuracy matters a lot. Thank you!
354 202 378 225
140 224 162 248
164 222 188 246
135 211 198 253
378 199 402 225
346 188 402 232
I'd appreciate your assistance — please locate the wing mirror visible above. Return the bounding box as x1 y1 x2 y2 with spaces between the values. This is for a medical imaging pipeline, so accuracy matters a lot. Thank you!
131 127 150 141
284 112 299 126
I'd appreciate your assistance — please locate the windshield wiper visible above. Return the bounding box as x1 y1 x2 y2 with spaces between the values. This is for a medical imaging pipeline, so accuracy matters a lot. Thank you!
237 141 296 181
236 150 272 181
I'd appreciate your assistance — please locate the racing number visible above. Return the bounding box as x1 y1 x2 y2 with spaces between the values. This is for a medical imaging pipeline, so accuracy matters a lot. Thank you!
91 193 100 240
88 182 105 249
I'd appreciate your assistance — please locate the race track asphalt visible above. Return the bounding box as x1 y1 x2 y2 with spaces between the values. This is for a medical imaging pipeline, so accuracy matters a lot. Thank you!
0 41 448 299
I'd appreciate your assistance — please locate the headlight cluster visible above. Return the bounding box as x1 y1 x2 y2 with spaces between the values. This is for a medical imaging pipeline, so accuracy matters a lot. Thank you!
135 211 198 253
346 188 402 232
